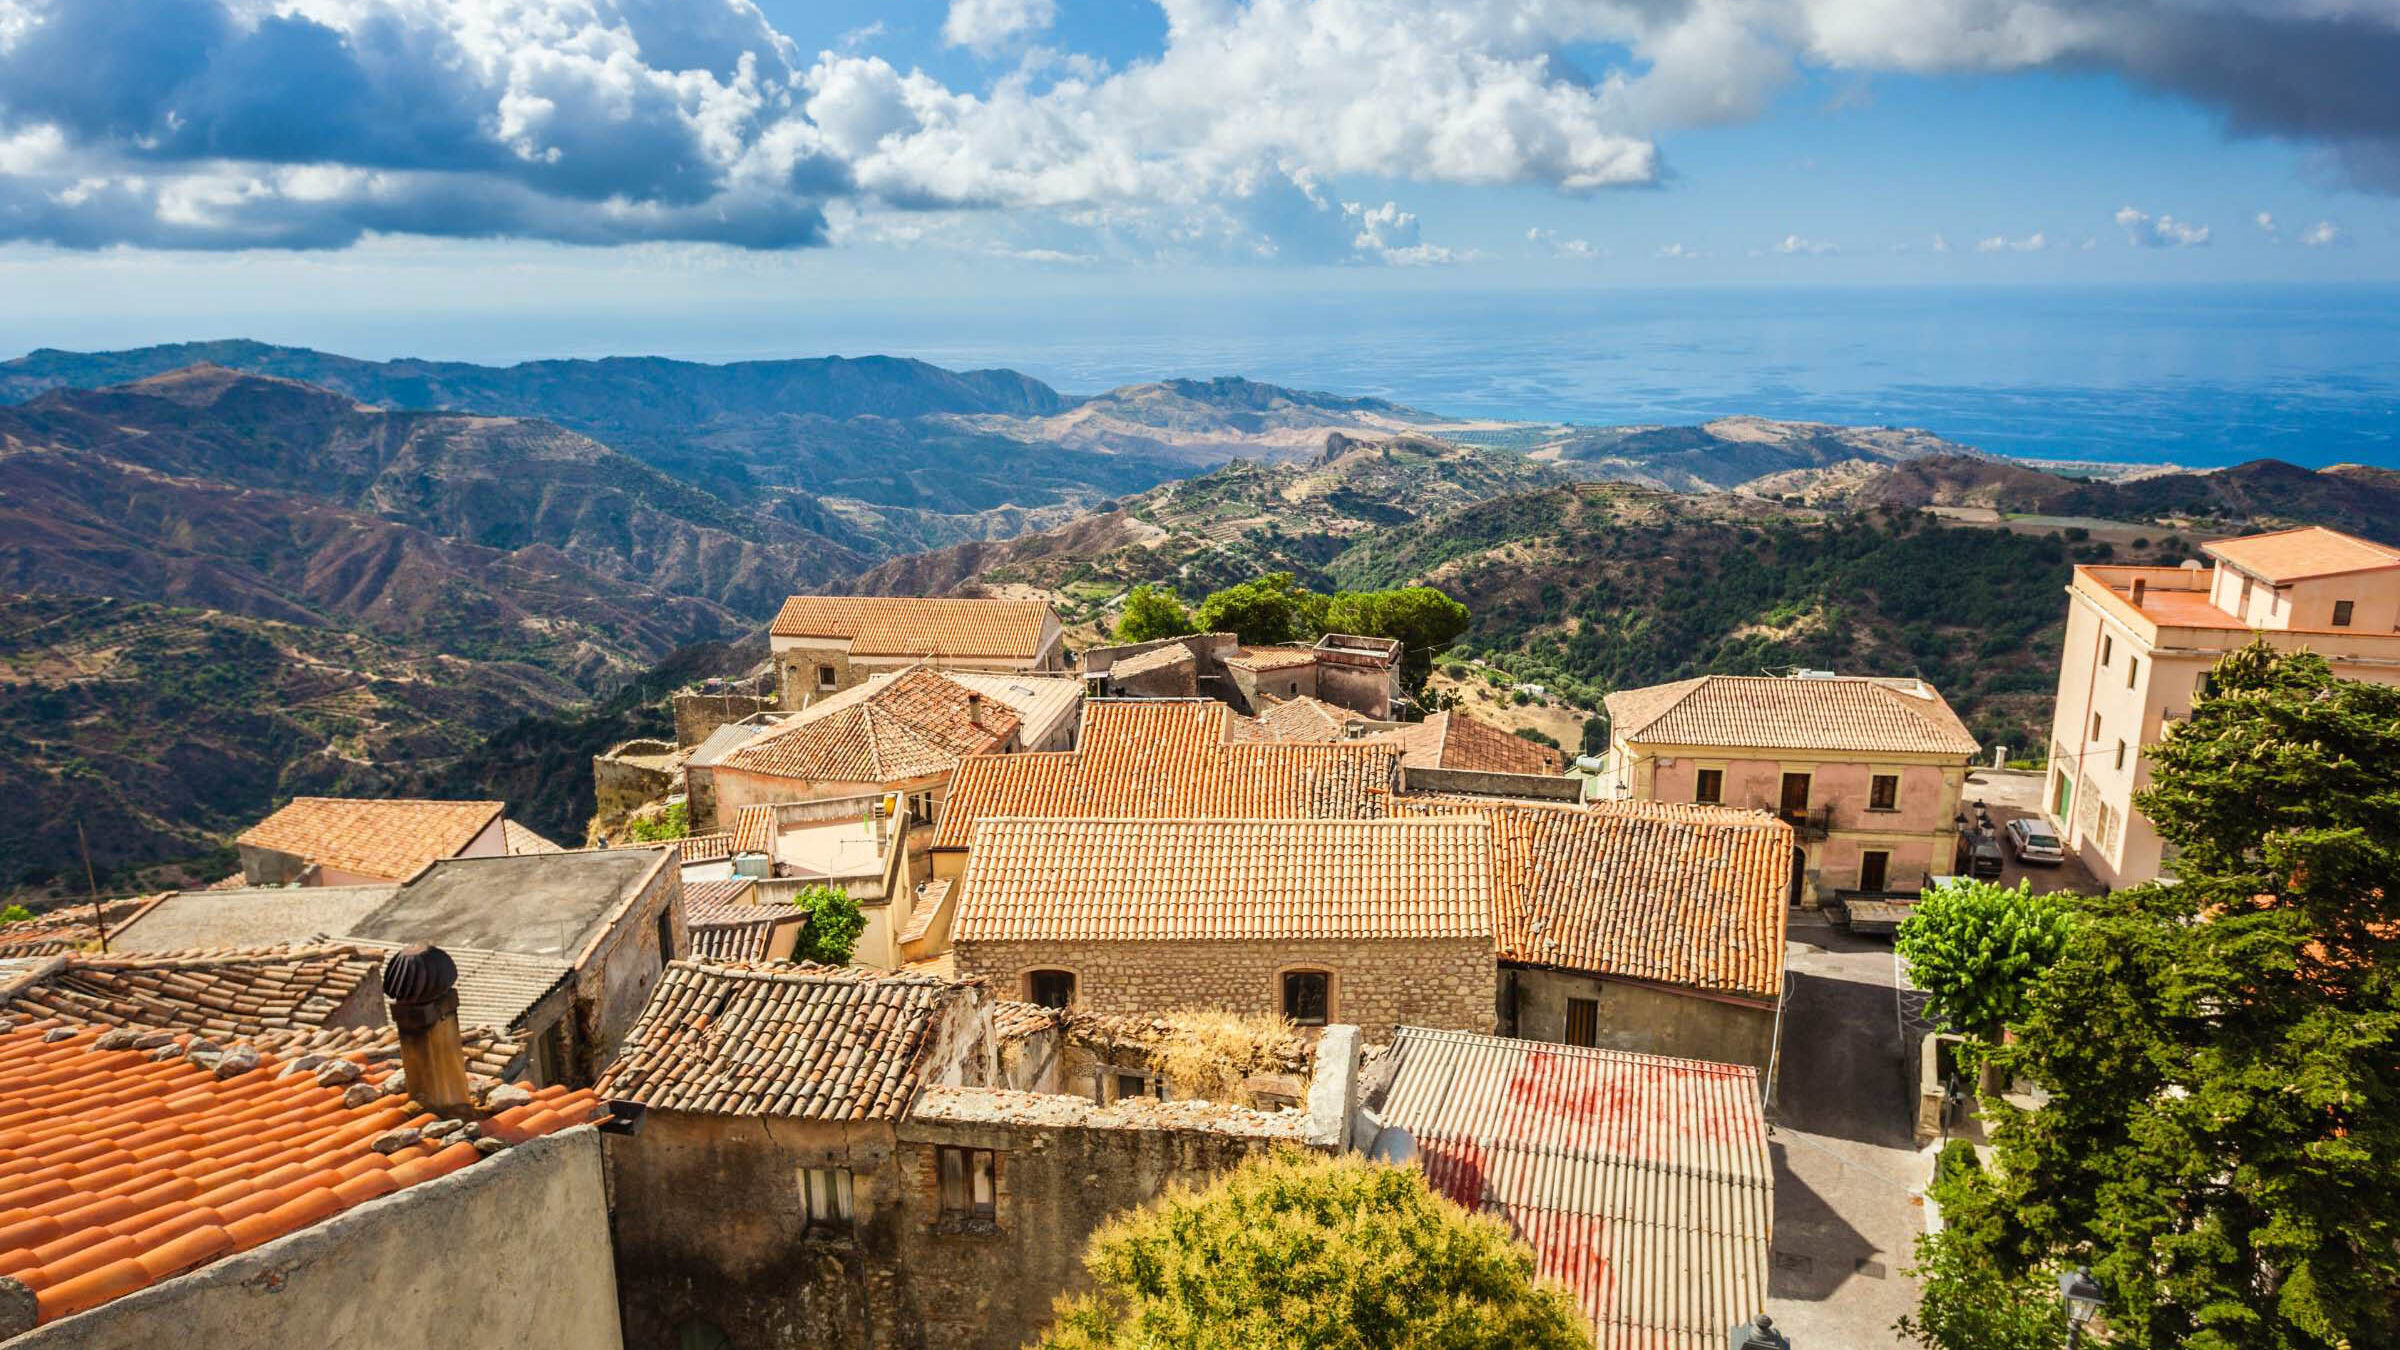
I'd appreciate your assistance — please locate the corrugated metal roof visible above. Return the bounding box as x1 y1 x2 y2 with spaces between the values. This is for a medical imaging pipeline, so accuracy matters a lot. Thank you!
1373 1028 1772 1348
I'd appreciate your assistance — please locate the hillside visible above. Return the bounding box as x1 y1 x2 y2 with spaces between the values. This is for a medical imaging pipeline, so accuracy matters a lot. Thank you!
1538 415 1977 491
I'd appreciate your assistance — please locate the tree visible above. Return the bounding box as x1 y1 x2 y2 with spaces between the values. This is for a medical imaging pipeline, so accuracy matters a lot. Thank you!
790 883 866 965
625 800 689 842
1116 584 1198 643
1578 714 1609 757
1894 879 2076 1040
0 904 31 924
1036 1151 1590 1350
1925 644 2400 1348
1194 573 1326 646
1324 587 1471 684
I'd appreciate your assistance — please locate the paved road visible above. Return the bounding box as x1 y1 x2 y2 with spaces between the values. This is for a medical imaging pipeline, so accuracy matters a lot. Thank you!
1963 769 2104 897
1764 916 1929 1348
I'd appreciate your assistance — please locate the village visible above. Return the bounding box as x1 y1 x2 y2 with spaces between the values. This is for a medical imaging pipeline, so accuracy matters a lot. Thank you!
2 521 2396 1349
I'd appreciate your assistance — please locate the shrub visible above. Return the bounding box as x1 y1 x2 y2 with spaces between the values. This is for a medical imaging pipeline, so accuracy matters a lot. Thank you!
790 883 866 965
1895 879 2075 1040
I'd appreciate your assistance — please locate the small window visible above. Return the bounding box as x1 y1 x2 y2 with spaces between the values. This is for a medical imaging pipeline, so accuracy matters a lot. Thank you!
937 1146 997 1220
801 1167 854 1226
2239 576 2254 614
2127 656 2139 689
2196 670 2215 699
816 663 838 690
2115 739 2127 771
1027 969 1076 1009
2100 634 2113 667
656 907 677 962
2333 600 2355 628
2090 712 2103 742
1564 998 1598 1048
1282 970 1331 1026
1694 768 1723 805
1868 774 1899 811
1859 850 1890 893
907 791 937 825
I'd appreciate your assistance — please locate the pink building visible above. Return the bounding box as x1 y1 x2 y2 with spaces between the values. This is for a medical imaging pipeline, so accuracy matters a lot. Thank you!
1599 673 1980 903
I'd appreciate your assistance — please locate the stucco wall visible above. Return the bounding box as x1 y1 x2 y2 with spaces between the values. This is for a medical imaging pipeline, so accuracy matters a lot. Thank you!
1315 660 1396 719
575 862 680 1081
952 938 1495 1041
18 1130 617 1350
1506 966 1779 1078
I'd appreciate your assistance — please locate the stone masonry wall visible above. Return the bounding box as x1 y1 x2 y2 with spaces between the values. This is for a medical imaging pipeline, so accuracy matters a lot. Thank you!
953 938 1495 1042
673 690 778 747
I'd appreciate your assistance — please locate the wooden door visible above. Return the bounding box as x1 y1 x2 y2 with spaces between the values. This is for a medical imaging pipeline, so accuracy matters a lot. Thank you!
1780 772 1812 818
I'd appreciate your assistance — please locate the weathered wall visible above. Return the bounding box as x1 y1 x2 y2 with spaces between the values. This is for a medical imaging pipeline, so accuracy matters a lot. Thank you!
1315 660 1396 719
1506 966 1779 1078
1403 765 1580 801
575 862 680 1081
594 745 679 822
953 939 1495 1041
1110 653 1197 698
19 1130 617 1350
1226 661 1317 713
674 690 780 748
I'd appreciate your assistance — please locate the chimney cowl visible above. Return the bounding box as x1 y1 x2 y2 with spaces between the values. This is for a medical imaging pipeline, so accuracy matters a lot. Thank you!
383 944 459 1005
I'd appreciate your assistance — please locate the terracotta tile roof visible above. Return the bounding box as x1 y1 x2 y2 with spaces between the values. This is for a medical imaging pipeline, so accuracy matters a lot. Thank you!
934 672 1087 747
1371 710 1563 775
933 700 1401 849
688 920 784 965
596 962 963 1119
0 947 381 1040
718 666 1018 783
732 806 778 857
681 881 790 964
1400 799 1789 999
1604 674 1979 757
503 821 565 855
680 879 760 923
988 1000 1063 1042
236 1022 526 1081
1374 1028 1771 1347
0 1020 602 1328
953 817 1494 943
2203 525 2400 582
1244 695 1359 742
1225 645 1319 672
675 831 737 864
338 941 573 1034
769 595 1056 660
1108 643 1195 679
896 880 950 946
0 898 164 959
236 797 505 882
101 887 400 956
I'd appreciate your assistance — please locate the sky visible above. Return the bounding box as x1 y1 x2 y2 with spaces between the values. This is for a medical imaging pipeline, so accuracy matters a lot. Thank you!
0 0 2397 359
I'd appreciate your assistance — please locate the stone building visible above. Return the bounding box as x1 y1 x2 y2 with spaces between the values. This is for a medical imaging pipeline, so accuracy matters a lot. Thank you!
769 596 1068 706
1366 707 1565 776
234 796 512 886
949 816 1498 1040
1597 672 1979 903
598 962 1354 1350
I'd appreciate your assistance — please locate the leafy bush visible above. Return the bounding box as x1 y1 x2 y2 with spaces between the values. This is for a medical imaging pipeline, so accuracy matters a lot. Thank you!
790 883 866 965
1116 584 1199 643
1513 727 1560 748
625 800 689 842
1037 1151 1590 1350
0 904 32 924
1895 880 2075 1040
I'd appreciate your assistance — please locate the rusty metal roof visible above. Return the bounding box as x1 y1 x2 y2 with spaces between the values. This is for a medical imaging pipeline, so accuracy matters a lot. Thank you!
1372 1028 1773 1349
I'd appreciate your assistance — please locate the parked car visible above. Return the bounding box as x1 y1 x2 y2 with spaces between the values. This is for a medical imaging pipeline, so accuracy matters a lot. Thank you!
1965 833 2006 879
2004 817 2066 865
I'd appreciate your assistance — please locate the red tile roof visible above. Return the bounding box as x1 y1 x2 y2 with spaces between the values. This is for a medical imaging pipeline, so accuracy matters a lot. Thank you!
718 666 1018 783
2203 525 2400 582
1242 694 1359 742
0 1021 602 1328
0 947 381 1040
1372 709 1564 775
953 817 1495 943
1605 674 1979 757
933 700 1400 849
675 831 737 864
769 596 1056 660
236 798 505 882
0 898 166 959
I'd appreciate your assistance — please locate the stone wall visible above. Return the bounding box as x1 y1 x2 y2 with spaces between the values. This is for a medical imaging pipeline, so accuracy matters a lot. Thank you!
776 643 856 708
573 860 680 1082
953 938 1495 1042
1506 965 1780 1080
673 690 779 748
16 1129 618 1350
1315 659 1397 719
593 740 678 821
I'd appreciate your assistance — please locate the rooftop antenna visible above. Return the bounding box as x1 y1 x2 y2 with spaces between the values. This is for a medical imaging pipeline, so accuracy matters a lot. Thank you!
77 820 106 954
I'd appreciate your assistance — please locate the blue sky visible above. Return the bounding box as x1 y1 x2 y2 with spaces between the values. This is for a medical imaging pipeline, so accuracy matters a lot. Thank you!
0 0 2394 357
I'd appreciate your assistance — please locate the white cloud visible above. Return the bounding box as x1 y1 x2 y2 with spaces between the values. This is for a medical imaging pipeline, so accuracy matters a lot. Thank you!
940 0 1057 54
1931 232 1950 253
1344 199 1455 265
1656 242 1708 260
2255 211 2279 237
2114 205 2210 247
1977 231 2047 252
1772 233 1836 254
2301 219 2344 246
1527 226 1603 259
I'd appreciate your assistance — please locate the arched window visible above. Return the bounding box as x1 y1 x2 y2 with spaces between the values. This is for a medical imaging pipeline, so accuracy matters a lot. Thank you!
1027 969 1076 1009
1281 969 1331 1026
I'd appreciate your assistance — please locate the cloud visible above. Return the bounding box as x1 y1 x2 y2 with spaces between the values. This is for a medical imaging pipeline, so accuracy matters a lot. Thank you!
1931 232 1950 253
1977 231 2047 252
2255 211 2279 237
2300 219 2344 246
1656 242 1707 260
1527 226 1603 259
1771 233 1836 254
1343 200 1455 265
2114 205 2210 247
941 0 1056 54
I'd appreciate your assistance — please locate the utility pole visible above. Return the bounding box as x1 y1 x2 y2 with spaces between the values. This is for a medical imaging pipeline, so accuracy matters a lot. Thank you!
77 819 106 954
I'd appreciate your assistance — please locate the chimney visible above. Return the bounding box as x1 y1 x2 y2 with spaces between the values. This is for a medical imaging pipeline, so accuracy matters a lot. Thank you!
966 691 985 729
873 795 890 847
383 944 472 1115
2130 577 2147 606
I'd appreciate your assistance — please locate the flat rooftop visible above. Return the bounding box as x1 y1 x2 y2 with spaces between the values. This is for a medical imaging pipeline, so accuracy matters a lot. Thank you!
775 816 890 881
348 848 670 960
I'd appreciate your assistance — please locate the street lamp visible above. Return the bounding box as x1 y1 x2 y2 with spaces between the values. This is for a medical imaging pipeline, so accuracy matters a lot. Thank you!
1731 1314 1791 1350
2058 1267 2103 1346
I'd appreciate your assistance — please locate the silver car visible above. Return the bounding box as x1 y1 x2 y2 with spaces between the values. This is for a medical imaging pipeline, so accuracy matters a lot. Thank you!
2005 817 2066 865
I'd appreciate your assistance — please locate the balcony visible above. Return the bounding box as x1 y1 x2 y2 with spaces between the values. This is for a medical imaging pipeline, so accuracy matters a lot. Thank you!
1778 806 1832 841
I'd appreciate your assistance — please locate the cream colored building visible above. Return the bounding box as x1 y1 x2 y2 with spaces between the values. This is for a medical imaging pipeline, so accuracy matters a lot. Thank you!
2047 526 2400 888
1597 673 1980 904
769 595 1068 706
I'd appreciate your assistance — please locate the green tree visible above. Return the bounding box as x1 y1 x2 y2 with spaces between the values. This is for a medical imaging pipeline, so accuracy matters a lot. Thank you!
790 883 867 965
1036 1151 1590 1350
1194 573 1327 646
1116 584 1199 643
625 800 690 842
1926 644 2400 1348
1578 714 1609 757
1894 879 2076 1040
1324 586 1471 684
0 903 31 924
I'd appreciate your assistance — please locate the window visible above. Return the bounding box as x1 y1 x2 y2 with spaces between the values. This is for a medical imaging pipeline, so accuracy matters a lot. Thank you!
2115 739 2127 771
2334 600 2356 627
2100 634 2113 667
816 663 838 690
656 907 676 962
1868 774 1899 812
1282 970 1331 1026
1026 969 1076 1010
937 1146 996 1221
1859 850 1890 893
1111 1071 1167 1103
2090 712 2103 742
801 1167 854 1226
2196 670 2215 699
1694 768 1723 804
2126 656 2139 688
1564 998 1598 1049
2238 576 2254 615
1778 772 1811 820
907 791 937 826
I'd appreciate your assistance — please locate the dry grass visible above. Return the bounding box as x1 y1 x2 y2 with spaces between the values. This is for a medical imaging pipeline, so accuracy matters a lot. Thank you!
1076 1009 1306 1102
